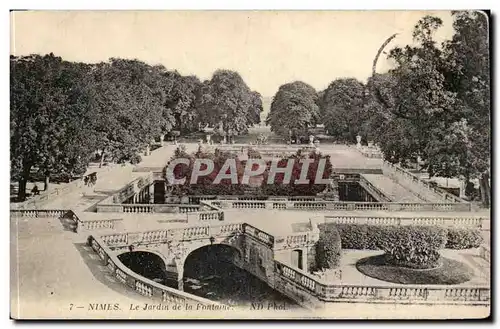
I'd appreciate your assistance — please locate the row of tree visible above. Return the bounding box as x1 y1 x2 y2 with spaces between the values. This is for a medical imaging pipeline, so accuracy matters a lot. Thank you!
266 11 490 205
11 56 263 201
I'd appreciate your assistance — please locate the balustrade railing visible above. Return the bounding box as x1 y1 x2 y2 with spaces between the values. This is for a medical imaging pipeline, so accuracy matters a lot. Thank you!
274 260 489 304
382 161 467 204
210 199 472 212
10 209 69 218
358 175 393 202
324 215 489 230
11 178 85 210
10 208 118 232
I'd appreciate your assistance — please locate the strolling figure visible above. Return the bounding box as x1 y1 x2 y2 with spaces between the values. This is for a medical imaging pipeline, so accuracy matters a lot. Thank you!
31 184 40 196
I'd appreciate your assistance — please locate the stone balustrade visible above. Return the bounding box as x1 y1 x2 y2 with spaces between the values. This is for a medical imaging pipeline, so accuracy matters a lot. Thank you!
323 215 489 230
358 175 393 202
382 161 467 204
97 203 201 214
88 235 222 307
274 260 489 305
210 199 472 212
79 218 122 231
242 223 275 247
11 178 84 210
10 209 69 218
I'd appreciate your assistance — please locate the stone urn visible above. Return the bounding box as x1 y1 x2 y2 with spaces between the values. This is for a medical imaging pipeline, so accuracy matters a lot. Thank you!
206 134 211 144
367 140 374 148
309 135 315 146
356 135 362 148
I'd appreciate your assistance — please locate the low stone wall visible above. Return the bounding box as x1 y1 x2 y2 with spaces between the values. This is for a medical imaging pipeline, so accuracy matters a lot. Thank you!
382 162 467 204
323 215 490 230
209 199 472 212
11 178 84 210
273 260 490 307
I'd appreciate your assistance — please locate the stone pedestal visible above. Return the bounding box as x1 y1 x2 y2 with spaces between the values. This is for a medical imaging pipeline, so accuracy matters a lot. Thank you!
459 179 467 198
356 135 362 149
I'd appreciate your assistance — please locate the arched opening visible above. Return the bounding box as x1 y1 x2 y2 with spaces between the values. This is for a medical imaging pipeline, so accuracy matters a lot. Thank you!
118 251 174 287
183 244 298 308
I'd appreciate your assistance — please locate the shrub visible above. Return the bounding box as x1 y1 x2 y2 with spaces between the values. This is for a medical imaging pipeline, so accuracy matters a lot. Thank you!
130 154 142 165
247 148 262 159
333 224 368 249
446 228 483 249
321 223 448 269
315 225 342 270
382 226 447 269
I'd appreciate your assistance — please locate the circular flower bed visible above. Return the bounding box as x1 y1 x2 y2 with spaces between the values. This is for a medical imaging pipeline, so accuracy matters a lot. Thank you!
356 254 474 285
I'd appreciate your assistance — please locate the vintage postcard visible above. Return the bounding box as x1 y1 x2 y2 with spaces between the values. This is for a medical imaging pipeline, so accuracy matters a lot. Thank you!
10 10 491 320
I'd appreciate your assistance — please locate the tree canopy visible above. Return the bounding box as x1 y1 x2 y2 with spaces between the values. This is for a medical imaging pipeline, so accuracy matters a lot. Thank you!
266 81 319 139
10 56 262 201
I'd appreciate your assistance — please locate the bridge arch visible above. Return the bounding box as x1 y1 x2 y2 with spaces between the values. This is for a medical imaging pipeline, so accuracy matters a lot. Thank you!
116 250 170 285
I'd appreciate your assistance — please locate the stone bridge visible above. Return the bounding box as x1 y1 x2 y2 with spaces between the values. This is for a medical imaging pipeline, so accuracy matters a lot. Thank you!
95 220 319 293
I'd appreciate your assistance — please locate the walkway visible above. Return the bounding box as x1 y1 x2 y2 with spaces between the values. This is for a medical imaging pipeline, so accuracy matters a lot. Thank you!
10 215 148 319
41 164 148 211
363 174 425 203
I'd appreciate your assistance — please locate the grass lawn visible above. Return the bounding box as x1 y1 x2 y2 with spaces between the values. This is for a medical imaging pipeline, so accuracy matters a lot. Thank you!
356 254 474 285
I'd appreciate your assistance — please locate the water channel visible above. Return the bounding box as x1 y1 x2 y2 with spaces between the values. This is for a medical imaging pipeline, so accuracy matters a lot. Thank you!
118 246 300 309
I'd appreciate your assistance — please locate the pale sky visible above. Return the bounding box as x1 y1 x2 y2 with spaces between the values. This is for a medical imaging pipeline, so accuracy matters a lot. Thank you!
11 11 455 97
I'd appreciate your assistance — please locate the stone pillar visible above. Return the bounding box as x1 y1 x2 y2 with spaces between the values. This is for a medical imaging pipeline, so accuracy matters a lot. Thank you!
145 145 151 156
460 179 467 199
160 134 165 146
149 184 154 204
176 262 184 291
178 279 184 291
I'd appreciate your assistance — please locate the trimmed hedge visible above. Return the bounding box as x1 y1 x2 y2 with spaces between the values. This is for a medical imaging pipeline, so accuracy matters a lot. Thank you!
446 228 483 249
327 223 483 251
322 223 448 269
315 225 342 270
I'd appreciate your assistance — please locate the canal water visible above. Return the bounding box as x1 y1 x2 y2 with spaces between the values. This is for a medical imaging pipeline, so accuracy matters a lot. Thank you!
118 247 300 309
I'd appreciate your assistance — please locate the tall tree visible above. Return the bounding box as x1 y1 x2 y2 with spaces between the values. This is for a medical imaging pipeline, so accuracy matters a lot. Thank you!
88 58 173 165
440 11 490 204
10 54 95 199
197 70 262 139
319 78 367 143
266 81 319 140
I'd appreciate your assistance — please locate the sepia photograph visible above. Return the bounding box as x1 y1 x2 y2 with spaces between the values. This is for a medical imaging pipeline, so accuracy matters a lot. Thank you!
9 10 491 320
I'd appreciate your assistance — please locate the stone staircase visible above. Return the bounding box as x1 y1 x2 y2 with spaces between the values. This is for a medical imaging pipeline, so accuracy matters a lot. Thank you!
362 174 426 203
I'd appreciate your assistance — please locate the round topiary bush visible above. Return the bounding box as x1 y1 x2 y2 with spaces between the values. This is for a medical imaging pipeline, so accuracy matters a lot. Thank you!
315 225 342 270
446 228 483 249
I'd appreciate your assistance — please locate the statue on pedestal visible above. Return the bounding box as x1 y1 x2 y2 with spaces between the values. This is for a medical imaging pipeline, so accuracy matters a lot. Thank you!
356 135 362 148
